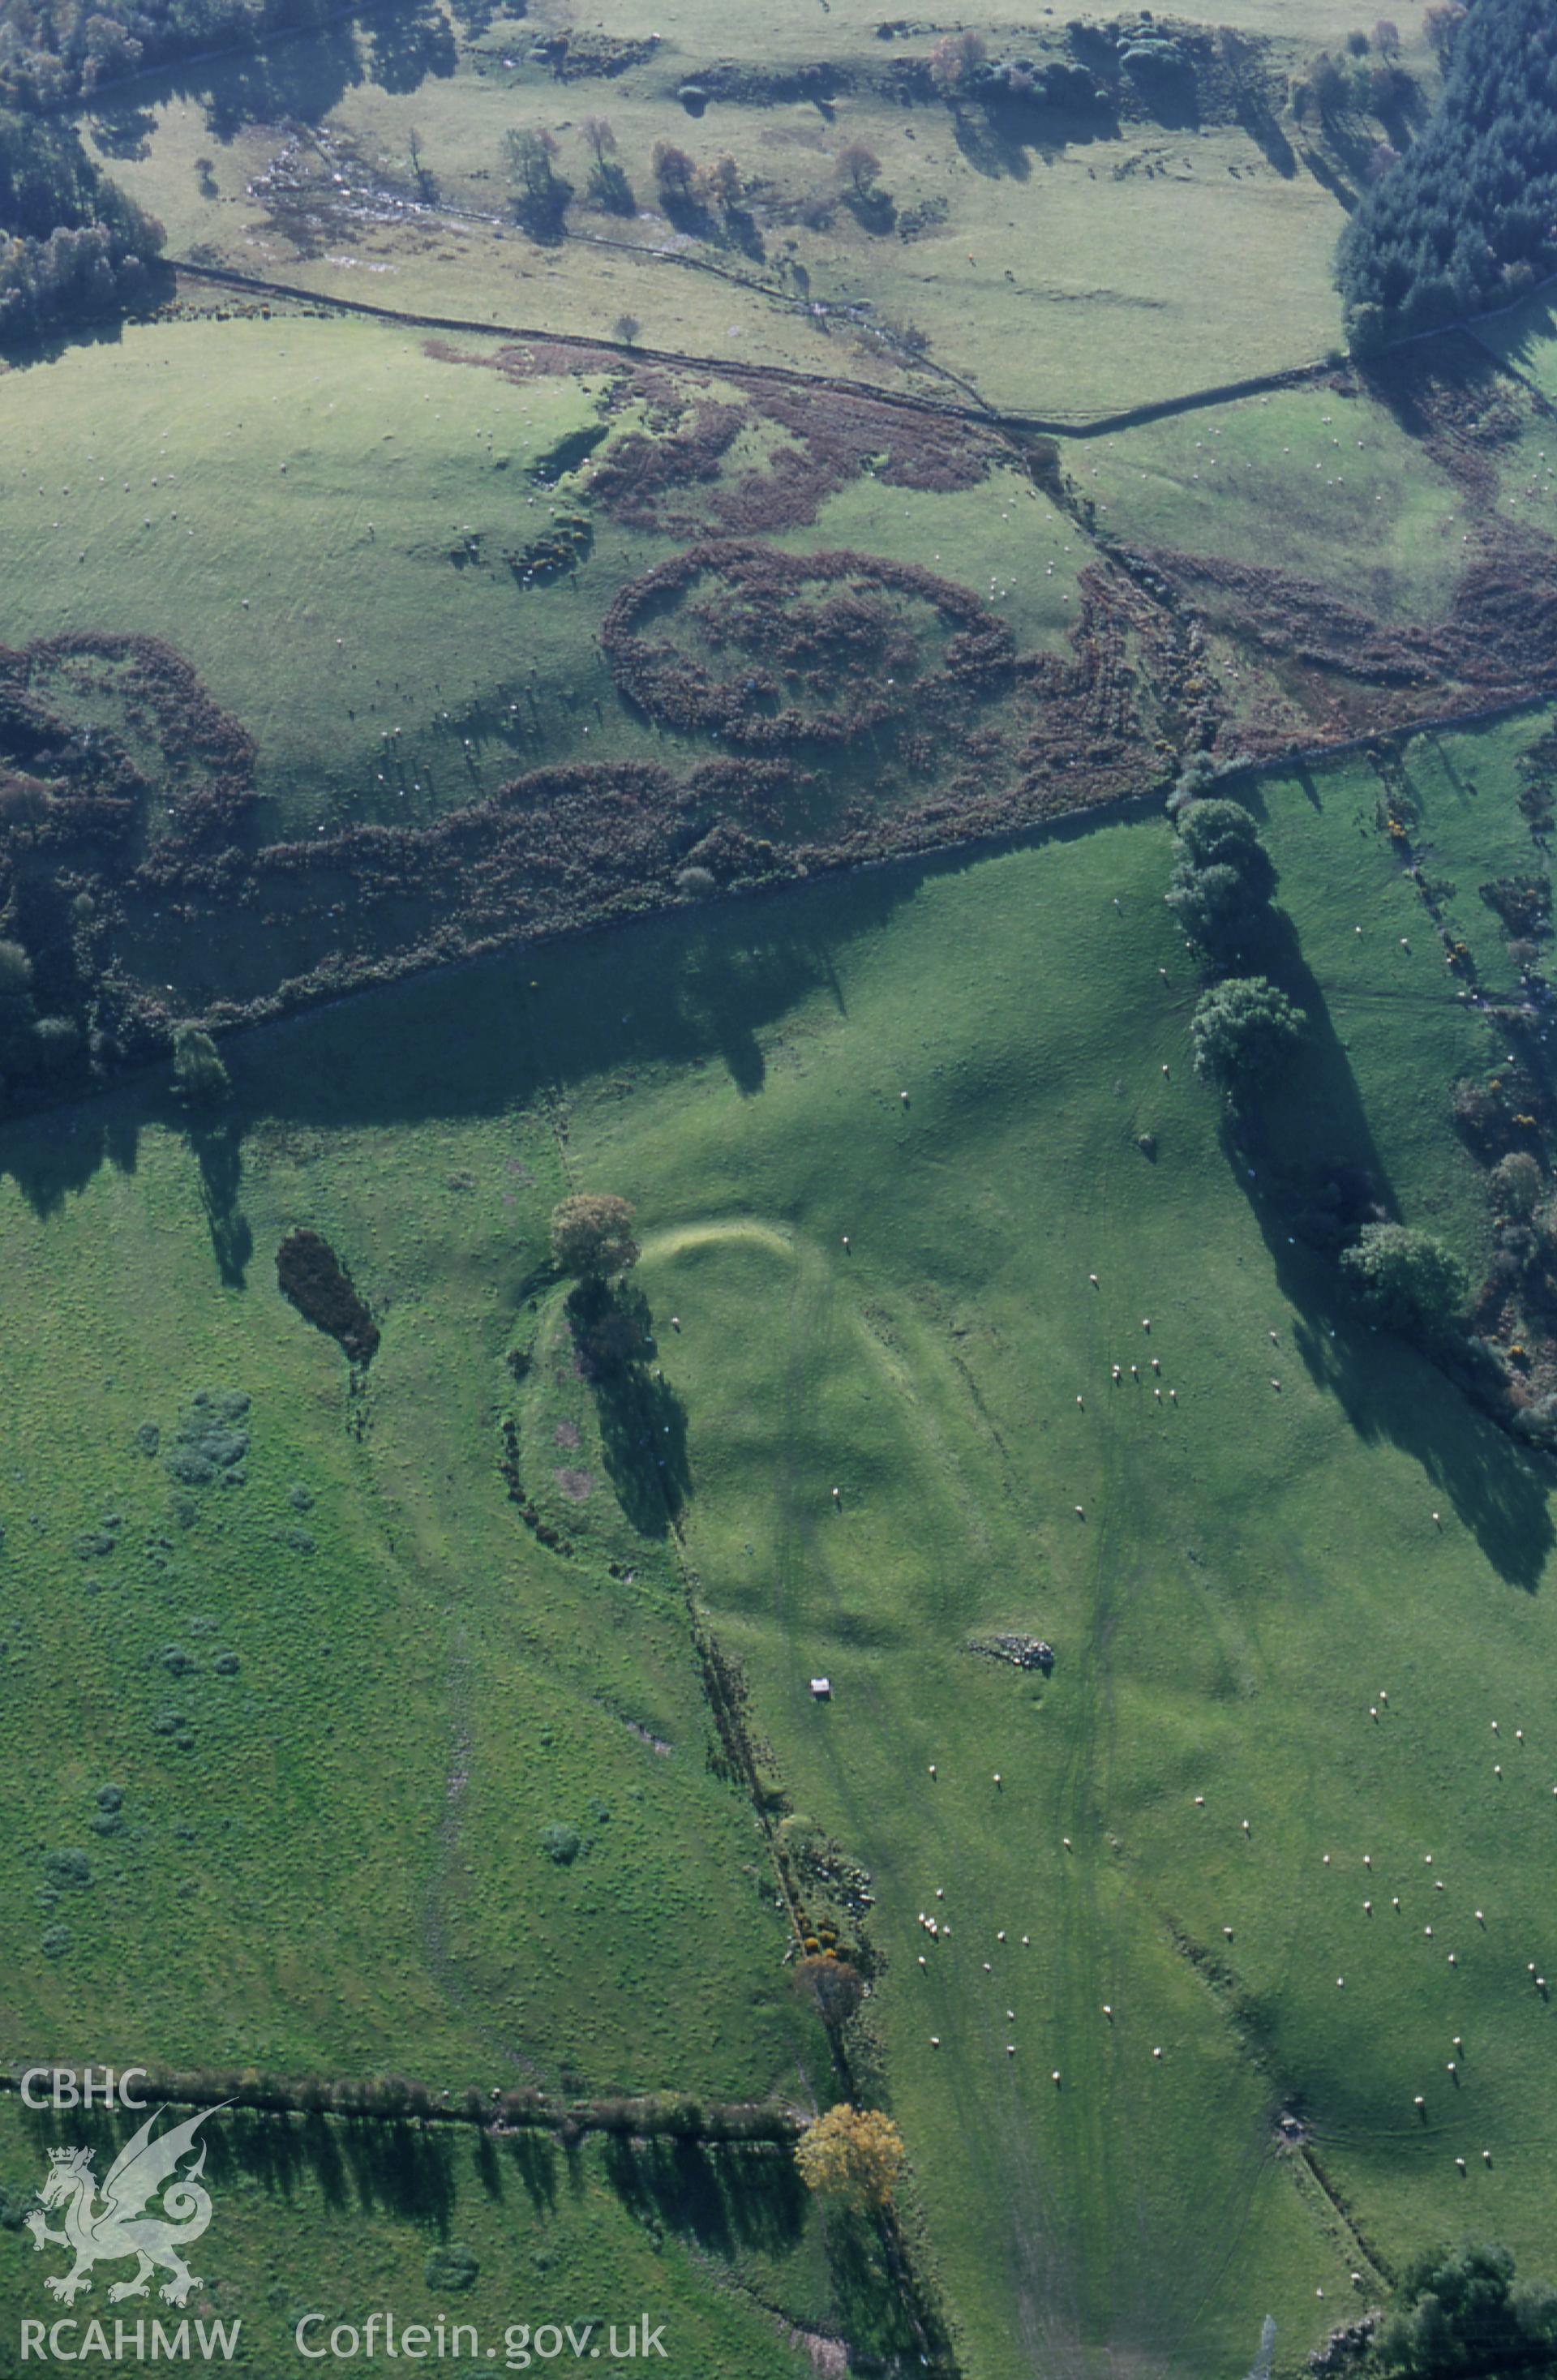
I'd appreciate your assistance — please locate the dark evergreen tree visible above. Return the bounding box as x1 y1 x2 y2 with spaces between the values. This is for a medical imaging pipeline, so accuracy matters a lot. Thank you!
1338 0 1557 349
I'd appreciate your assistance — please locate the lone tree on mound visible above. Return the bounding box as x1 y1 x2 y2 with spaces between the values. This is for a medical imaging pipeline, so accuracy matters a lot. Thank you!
550 1193 639 1281
1190 976 1304 1104
1340 1222 1468 1348
796 2104 904 2211
171 1022 230 1109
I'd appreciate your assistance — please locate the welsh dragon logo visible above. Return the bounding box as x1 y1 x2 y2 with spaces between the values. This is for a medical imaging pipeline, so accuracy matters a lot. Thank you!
24 2104 223 2307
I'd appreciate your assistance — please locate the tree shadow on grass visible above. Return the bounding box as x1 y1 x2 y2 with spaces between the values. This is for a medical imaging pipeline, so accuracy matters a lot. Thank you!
0 1100 139 1217
191 15 364 139
366 0 456 93
568 1281 691 1537
500 2127 558 2214
0 817 1130 1199
950 103 1033 182
190 1116 252 1286
600 2135 805 2258
1232 88 1297 177
1222 902 1555 1592
817 2206 925 2364
20 2104 461 2234
87 101 158 159
1495 289 1557 386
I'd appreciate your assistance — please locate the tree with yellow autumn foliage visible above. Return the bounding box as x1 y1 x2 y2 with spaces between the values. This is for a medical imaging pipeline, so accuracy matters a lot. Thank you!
794 2104 904 2211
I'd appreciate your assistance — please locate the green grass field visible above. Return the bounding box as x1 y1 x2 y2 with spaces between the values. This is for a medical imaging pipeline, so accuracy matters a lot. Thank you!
6 710 1557 2370
1084 379 1471 624
0 319 632 832
79 0 1367 418
0 2095 843 2374
16 2 1557 2365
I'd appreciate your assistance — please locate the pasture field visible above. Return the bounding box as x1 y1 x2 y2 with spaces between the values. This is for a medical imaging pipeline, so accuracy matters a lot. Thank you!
5 724 1557 2369
0 316 1079 842
15 0 1557 2365
0 319 631 833
658 0 1431 45
1084 378 1471 625
0 2096 839 2374
0 1061 830 2104
79 0 1367 418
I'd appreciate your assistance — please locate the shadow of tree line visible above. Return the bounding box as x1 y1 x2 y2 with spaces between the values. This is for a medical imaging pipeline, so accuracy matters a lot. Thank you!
1224 790 1555 1593
81 0 461 165
566 1279 691 1537
12 2102 810 2260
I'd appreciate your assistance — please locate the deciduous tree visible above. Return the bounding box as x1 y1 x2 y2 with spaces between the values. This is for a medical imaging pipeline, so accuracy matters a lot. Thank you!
796 2104 904 2210
549 1193 640 1280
